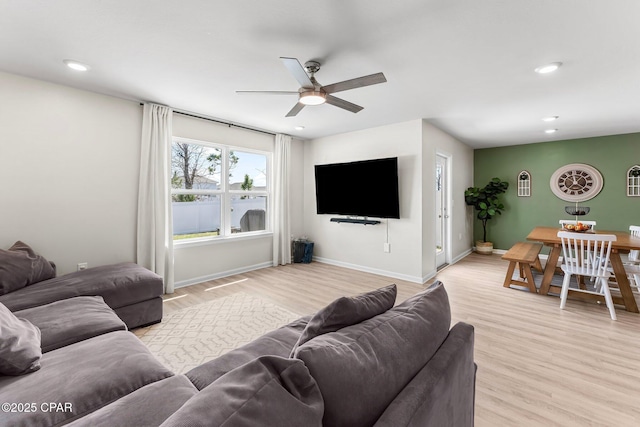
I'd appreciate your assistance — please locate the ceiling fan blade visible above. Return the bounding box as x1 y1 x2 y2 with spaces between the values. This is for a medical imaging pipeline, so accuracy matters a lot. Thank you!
322 72 387 94
325 95 363 113
285 102 306 117
280 57 314 89
236 90 299 95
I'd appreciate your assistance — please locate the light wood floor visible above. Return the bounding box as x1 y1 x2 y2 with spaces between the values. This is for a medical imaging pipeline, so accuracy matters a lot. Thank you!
162 254 640 427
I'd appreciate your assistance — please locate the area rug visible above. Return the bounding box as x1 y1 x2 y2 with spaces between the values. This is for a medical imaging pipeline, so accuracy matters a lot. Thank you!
135 292 300 374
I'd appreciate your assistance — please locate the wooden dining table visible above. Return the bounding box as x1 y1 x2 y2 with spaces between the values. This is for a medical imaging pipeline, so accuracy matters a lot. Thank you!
526 226 640 313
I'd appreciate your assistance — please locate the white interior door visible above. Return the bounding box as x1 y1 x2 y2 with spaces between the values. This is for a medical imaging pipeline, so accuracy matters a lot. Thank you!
436 154 449 269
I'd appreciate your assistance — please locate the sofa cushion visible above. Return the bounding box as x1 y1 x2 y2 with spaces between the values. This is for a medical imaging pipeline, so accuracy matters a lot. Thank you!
15 296 127 352
373 322 476 427
290 284 396 355
0 262 163 312
0 302 42 375
162 356 323 427
66 374 198 427
293 281 451 427
186 316 309 390
0 241 55 295
0 330 173 427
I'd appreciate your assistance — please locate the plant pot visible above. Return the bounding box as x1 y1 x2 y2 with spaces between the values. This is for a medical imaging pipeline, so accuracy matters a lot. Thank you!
475 241 494 255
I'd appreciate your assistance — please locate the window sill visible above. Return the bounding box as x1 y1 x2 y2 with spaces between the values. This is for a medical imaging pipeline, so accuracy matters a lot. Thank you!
173 231 273 249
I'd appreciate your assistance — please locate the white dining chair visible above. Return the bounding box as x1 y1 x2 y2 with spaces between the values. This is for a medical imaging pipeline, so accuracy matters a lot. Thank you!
555 220 598 271
618 225 640 292
559 220 596 231
558 231 617 320
628 225 640 264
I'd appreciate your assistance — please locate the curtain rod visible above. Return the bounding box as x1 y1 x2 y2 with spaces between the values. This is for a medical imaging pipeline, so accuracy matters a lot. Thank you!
140 103 276 137
174 110 276 137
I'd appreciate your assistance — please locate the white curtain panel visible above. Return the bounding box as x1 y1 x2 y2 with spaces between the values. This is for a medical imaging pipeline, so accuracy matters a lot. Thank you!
273 134 292 266
137 103 175 293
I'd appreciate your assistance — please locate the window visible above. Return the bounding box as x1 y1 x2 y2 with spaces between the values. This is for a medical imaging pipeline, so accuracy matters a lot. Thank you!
171 137 270 241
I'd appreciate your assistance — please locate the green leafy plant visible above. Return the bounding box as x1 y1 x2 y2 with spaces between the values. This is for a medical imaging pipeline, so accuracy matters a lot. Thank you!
464 177 509 243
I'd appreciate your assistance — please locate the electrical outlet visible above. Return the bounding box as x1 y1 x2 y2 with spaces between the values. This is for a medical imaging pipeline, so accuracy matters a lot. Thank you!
383 243 391 253
77 262 88 271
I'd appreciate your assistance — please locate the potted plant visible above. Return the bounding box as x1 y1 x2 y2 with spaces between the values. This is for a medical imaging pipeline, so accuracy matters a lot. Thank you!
464 177 509 254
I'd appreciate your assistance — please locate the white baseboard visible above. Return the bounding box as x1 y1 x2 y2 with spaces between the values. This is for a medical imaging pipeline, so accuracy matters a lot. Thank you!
174 261 273 289
452 248 473 263
314 251 475 285
313 256 424 284
422 270 437 284
428 249 473 283
470 245 508 255
175 249 479 289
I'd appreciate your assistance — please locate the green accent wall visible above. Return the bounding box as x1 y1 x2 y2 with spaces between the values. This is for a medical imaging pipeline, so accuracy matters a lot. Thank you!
473 132 640 252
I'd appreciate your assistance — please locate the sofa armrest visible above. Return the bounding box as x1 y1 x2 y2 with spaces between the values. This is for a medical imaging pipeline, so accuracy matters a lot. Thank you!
373 322 476 427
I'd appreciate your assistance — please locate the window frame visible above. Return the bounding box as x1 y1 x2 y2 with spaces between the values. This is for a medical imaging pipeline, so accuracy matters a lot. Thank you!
171 136 272 244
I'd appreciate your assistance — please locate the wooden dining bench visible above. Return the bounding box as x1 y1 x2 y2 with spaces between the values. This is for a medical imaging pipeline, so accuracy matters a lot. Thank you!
502 242 543 293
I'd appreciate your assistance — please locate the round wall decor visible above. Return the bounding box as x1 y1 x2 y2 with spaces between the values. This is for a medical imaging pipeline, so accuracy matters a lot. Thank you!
549 163 603 202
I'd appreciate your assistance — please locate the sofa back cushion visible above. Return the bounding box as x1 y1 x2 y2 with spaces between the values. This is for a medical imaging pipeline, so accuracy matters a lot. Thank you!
0 302 42 375
66 374 198 427
0 241 55 295
161 355 324 427
0 331 173 427
293 281 451 427
186 316 309 391
0 262 162 313
290 284 397 355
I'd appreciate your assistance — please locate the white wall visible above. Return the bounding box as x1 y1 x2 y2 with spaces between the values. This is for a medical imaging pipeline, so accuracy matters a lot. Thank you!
0 71 142 275
303 120 425 282
302 119 474 283
289 140 305 239
421 120 474 279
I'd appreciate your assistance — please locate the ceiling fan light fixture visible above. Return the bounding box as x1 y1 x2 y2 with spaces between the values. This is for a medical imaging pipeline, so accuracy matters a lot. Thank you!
299 91 326 106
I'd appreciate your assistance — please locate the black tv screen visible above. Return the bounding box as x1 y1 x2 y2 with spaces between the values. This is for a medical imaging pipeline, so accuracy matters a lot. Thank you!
315 157 400 219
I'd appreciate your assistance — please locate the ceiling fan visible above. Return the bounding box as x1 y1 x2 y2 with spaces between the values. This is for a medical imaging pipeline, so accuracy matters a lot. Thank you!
236 57 387 117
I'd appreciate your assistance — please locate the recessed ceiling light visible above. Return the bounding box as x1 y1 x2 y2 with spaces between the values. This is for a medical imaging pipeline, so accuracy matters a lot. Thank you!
535 62 562 74
294 126 305 131
542 116 559 122
63 59 90 71
545 129 558 134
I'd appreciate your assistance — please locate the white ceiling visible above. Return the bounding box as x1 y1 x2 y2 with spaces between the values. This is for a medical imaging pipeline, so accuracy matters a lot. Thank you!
2 0 640 148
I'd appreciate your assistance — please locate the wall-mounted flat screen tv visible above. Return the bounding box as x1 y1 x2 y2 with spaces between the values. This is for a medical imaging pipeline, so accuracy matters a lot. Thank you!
314 157 400 219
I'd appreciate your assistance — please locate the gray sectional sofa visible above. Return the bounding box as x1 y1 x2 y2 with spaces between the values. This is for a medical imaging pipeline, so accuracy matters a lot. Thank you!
0 262 164 330
1 273 475 426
